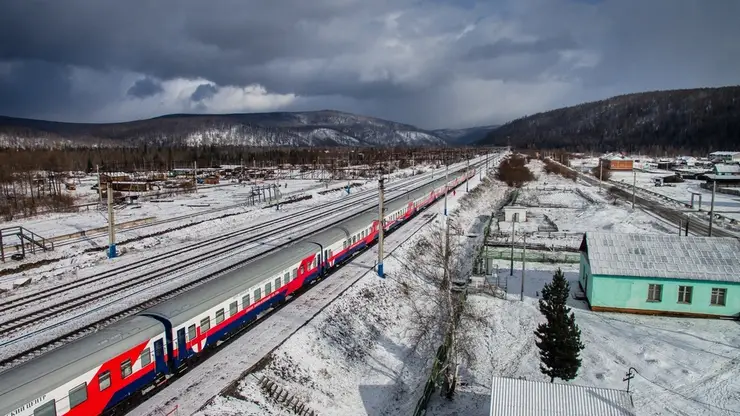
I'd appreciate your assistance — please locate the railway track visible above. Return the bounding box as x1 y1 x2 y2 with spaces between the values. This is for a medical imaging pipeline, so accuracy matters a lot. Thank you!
0 160 486 370
53 179 361 247
0 169 446 336
553 159 737 239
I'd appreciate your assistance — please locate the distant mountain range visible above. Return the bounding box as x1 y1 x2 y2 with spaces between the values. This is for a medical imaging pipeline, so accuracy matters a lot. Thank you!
0 110 494 149
478 86 740 153
432 125 500 145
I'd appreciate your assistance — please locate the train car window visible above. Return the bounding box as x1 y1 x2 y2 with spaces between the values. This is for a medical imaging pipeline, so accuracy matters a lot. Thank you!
216 309 225 324
292 268 297 279
229 301 238 316
299 265 305 275
187 324 196 341
201 317 211 332
284 272 290 285
121 359 133 379
68 382 87 409
140 348 152 367
274 277 281 289
33 400 56 416
343 240 347 249
254 288 261 301
98 370 111 391
265 282 272 294
242 295 250 309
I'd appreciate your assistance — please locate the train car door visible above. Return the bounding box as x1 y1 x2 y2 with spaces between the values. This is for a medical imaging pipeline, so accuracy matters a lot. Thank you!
176 328 187 363
154 338 167 375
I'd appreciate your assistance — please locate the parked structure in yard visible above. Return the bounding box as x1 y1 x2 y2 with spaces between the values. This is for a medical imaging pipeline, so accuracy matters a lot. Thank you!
489 376 635 416
600 153 634 171
503 206 527 222
579 232 740 318
709 151 740 163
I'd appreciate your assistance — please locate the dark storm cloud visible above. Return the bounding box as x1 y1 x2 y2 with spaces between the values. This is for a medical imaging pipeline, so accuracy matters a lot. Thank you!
0 0 739 128
464 35 578 61
127 77 164 99
190 84 218 102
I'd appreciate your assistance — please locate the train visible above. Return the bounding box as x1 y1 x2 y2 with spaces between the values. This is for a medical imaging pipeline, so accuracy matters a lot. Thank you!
0 167 475 416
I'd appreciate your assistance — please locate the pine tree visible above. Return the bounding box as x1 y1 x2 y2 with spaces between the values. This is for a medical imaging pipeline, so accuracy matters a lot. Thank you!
534 268 585 383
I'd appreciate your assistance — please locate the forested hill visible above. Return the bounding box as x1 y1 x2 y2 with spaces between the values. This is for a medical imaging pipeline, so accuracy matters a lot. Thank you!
478 86 740 153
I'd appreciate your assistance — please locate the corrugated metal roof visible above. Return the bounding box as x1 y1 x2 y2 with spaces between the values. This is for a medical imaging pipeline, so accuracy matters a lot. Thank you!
584 232 740 283
489 377 635 416
713 164 740 174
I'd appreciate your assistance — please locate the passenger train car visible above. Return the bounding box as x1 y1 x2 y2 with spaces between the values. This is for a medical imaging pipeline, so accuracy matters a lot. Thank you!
0 168 475 416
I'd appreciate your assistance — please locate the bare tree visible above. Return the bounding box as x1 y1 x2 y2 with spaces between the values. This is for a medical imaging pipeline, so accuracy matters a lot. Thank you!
394 217 486 399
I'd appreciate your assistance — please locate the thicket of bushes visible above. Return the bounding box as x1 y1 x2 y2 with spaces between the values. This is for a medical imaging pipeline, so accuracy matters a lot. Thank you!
496 154 535 187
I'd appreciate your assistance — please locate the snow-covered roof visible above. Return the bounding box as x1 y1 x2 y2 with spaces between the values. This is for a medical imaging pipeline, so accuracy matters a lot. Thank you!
713 164 740 174
709 151 740 156
489 377 635 416
583 232 740 282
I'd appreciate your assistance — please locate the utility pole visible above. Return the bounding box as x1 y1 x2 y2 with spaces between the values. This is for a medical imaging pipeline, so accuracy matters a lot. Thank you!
444 160 449 216
377 176 385 278
466 157 470 192
520 233 526 301
631 169 636 209
599 161 603 193
510 214 517 276
193 160 198 194
107 181 116 259
96 164 102 203
709 180 716 237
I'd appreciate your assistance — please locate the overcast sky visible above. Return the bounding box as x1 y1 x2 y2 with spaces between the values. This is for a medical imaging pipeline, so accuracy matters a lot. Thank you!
1 0 738 129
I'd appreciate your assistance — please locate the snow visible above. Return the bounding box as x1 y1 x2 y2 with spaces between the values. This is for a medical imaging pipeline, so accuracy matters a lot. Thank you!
180 155 740 416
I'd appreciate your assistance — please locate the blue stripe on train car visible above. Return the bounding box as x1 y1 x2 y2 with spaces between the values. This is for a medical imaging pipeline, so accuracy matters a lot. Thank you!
104 369 157 412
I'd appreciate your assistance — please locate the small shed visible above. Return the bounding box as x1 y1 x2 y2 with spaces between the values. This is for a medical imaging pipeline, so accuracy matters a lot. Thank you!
489 376 635 416
503 206 527 222
579 232 740 318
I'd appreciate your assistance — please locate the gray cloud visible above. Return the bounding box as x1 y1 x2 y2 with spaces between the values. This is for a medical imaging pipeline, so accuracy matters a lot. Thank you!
190 84 218 102
0 0 738 129
127 77 164 98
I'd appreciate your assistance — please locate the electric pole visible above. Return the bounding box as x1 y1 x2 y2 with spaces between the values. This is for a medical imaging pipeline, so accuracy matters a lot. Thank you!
520 233 526 301
444 160 449 216
631 169 636 210
193 160 198 194
96 164 102 203
510 214 516 276
377 176 385 278
709 180 716 237
599 161 603 193
466 157 470 192
107 181 116 259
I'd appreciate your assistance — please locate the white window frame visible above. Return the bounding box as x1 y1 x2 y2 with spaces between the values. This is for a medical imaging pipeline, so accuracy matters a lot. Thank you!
710 288 727 306
677 286 692 304
647 284 662 302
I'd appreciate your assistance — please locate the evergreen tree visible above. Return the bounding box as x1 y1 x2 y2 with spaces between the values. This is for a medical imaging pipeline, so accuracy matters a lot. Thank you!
534 268 585 383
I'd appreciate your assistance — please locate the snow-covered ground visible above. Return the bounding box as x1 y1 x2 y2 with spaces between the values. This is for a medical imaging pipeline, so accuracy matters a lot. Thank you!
176 156 740 416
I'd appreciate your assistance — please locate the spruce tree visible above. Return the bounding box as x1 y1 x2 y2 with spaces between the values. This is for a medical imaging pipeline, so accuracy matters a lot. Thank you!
534 268 585 383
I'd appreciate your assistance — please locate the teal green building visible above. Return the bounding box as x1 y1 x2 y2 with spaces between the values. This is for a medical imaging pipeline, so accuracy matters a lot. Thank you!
579 232 740 318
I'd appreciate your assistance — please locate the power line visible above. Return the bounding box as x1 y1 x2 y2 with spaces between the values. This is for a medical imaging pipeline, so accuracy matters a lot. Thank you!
631 368 740 415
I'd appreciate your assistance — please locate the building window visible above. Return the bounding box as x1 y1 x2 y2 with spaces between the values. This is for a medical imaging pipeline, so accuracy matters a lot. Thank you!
711 288 727 306
647 284 662 302
677 286 692 304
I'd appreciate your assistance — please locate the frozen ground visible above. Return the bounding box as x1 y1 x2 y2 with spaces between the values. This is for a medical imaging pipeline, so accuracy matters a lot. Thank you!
425 263 740 416
127 161 503 416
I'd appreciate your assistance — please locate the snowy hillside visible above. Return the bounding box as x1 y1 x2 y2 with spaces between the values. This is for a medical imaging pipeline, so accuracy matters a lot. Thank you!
0 110 449 148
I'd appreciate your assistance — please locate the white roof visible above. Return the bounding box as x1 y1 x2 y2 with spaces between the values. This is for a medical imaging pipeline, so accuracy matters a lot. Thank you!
714 164 740 174
710 151 740 156
489 377 635 416
583 232 740 282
